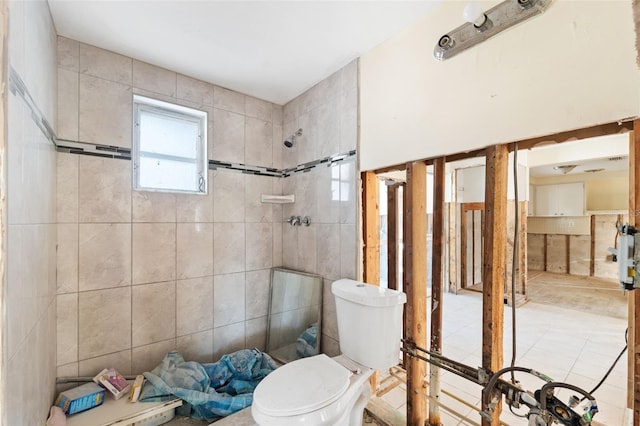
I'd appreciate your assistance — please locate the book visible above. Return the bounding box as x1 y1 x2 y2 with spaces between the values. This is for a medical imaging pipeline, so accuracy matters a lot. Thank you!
93 368 131 400
128 375 145 403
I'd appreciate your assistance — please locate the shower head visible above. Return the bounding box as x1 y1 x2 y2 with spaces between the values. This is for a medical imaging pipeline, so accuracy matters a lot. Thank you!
283 128 303 148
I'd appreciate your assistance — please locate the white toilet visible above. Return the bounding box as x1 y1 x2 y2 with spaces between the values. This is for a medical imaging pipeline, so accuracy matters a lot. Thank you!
251 279 406 425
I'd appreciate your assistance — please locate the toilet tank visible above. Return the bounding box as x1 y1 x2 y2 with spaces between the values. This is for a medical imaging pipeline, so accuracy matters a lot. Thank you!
331 279 406 370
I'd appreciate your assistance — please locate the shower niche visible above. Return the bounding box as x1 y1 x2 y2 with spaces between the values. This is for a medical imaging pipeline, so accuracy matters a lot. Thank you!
266 268 322 364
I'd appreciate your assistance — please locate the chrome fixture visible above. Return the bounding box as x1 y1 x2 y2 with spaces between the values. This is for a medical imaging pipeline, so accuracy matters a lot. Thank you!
434 0 550 61
286 215 311 226
284 128 303 148
287 216 301 226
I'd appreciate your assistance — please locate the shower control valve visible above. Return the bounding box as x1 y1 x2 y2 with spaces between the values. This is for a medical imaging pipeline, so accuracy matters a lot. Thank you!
302 216 311 226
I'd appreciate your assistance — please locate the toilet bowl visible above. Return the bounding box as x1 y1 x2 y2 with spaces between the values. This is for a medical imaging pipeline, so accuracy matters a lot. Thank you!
251 279 406 425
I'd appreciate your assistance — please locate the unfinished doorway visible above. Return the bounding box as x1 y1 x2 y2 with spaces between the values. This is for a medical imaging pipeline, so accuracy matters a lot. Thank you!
460 202 484 291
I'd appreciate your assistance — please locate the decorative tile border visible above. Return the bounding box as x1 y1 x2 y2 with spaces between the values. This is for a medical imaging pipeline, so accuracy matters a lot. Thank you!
10 65 357 177
8 67 57 146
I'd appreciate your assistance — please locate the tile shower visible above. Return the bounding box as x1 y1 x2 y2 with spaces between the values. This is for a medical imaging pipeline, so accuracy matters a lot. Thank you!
54 34 358 401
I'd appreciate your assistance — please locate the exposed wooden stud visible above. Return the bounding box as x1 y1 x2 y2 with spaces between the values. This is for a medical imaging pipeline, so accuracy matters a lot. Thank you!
481 145 508 426
428 158 445 426
590 215 596 277
461 207 468 289
566 235 571 275
404 161 428 426
519 202 528 295
543 234 548 272
448 202 458 293
387 183 399 291
362 171 380 285
629 122 640 416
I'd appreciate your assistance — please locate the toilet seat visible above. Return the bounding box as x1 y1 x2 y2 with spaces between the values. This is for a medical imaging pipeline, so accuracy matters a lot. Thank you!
253 354 352 417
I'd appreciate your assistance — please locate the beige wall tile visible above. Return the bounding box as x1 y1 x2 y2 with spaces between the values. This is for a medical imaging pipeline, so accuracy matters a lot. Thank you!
245 269 270 320
177 223 213 279
57 362 78 378
57 68 79 141
213 86 244 114
244 175 272 223
245 316 267 351
212 109 244 164
133 60 176 97
79 74 132 147
317 68 342 105
297 110 318 164
78 350 132 376
213 170 245 222
57 152 78 223
272 222 283 267
245 96 272 122
57 224 78 294
79 224 131 291
246 223 272 271
340 224 357 280
340 88 358 153
132 339 176 374
132 223 176 284
341 59 358 92
213 223 245 274
316 99 340 158
213 272 245 327
176 330 213 363
315 165 340 224
78 287 131 360
339 161 356 224
177 276 213 336
176 176 214 222
132 191 176 222
132 281 176 347
316 224 340 281
245 117 272 167
272 104 283 124
213 322 245 362
177 75 213 106
57 293 78 366
272 124 283 169
297 225 317 274
79 43 132 85
57 36 79 72
78 156 131 222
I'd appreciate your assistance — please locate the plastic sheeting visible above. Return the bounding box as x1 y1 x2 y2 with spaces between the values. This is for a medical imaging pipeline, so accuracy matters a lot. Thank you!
139 348 277 421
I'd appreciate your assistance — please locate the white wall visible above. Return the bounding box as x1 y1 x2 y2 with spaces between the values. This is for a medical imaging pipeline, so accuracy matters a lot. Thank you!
360 1 640 171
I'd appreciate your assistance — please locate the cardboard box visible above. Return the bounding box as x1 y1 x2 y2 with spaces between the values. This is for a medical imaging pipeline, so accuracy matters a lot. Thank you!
93 368 131 400
54 382 105 415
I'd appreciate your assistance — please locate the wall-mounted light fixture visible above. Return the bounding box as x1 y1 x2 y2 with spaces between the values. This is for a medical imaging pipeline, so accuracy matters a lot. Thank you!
434 0 551 61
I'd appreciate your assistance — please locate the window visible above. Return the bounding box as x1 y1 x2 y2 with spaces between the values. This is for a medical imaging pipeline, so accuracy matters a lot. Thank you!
133 95 208 194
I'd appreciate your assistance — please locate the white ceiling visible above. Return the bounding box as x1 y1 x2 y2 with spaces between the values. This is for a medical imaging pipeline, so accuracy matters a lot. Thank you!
48 0 442 105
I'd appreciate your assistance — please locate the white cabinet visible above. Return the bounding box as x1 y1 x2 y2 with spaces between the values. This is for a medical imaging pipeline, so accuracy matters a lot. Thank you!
533 182 584 216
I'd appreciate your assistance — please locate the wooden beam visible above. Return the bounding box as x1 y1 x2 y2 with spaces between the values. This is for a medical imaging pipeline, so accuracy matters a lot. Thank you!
590 215 596 277
362 171 380 285
629 122 640 416
404 161 428 426
428 158 445 426
481 145 508 426
519 202 527 295
461 207 468 289
387 183 399 291
448 202 458 294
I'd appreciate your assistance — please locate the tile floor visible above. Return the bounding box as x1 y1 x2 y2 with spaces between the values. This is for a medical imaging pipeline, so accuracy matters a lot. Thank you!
376 290 628 425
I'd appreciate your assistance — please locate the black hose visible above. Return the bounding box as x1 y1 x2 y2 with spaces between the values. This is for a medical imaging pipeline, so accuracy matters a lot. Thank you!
579 328 628 402
510 143 519 383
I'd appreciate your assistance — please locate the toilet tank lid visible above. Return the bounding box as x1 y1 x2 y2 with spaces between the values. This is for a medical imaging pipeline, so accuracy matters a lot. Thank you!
332 279 407 307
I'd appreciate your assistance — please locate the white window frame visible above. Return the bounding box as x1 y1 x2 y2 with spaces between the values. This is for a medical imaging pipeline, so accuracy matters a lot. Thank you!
132 95 208 194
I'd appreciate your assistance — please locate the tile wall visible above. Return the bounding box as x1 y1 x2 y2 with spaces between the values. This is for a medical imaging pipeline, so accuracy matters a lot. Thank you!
55 38 359 378
6 1 58 424
56 37 284 376
281 60 359 355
